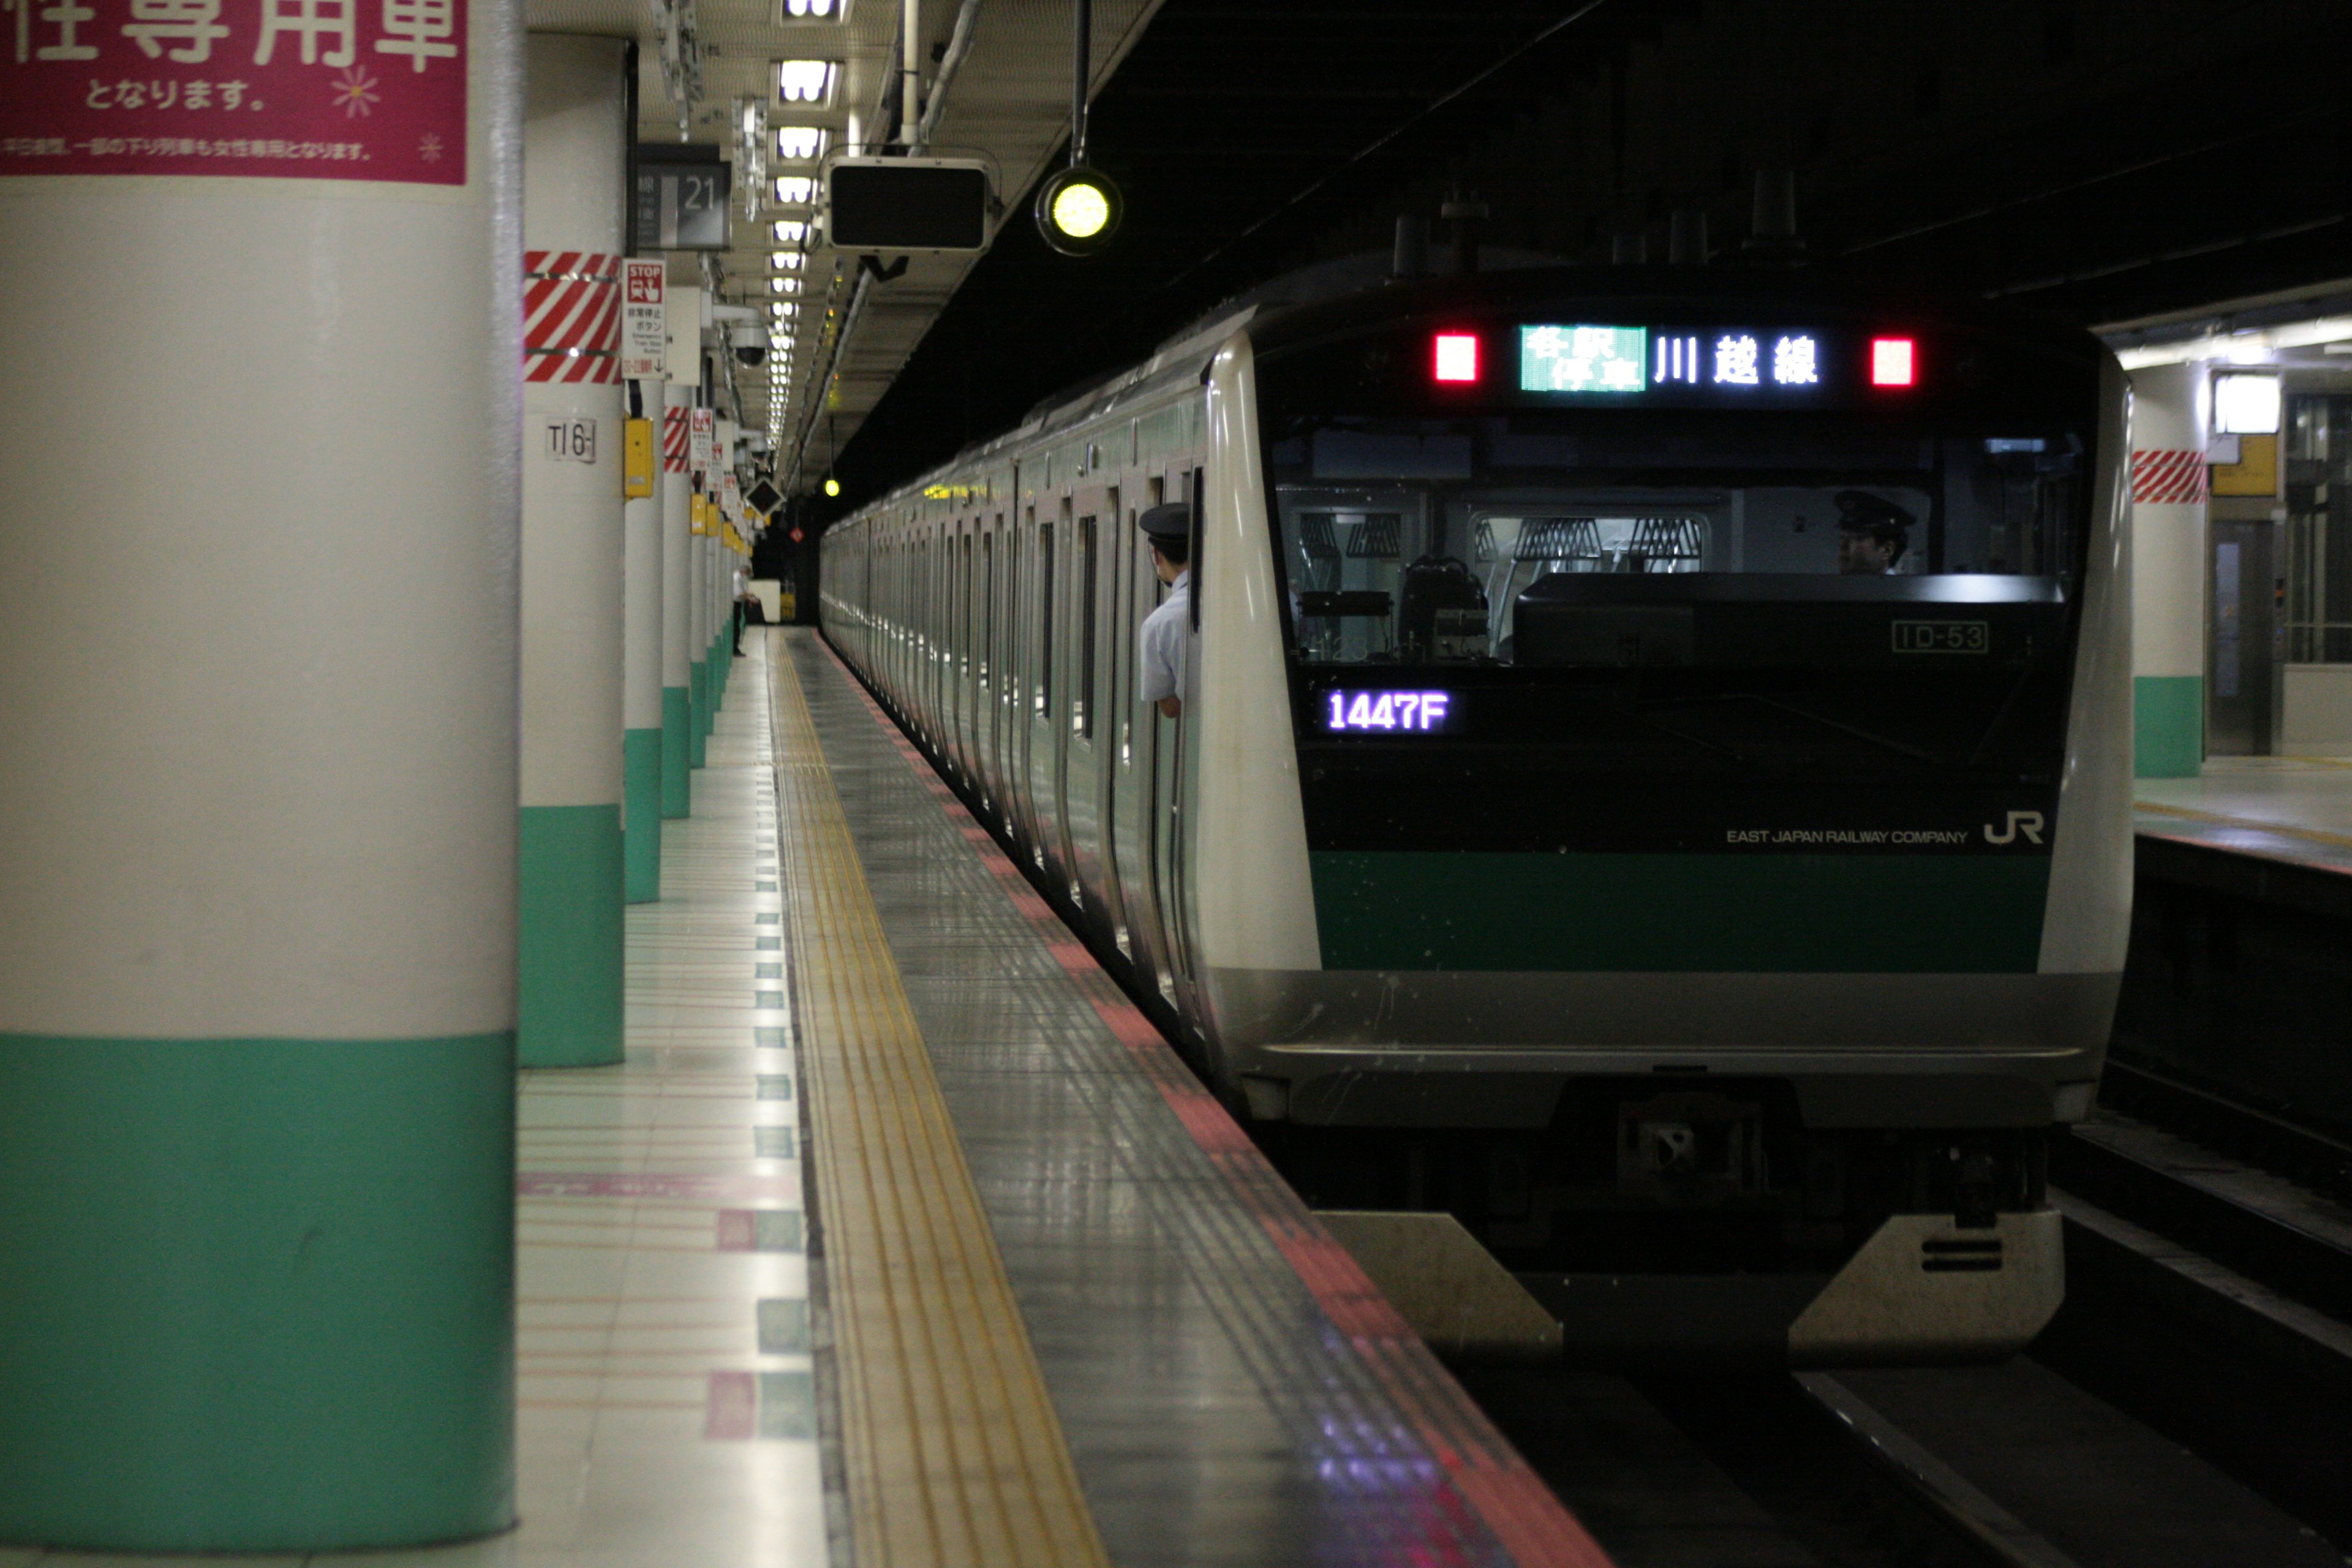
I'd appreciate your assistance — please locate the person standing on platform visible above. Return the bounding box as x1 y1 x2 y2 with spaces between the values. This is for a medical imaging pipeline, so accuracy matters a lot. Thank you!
1136 503 1192 718
731 560 749 655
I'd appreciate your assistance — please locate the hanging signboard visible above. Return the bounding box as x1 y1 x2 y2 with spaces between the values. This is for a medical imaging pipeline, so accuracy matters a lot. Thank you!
688 407 714 480
620 258 666 381
1 0 468 184
633 146 728 250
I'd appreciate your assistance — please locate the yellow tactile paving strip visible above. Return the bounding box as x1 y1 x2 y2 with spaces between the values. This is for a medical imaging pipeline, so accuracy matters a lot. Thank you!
769 643 1111 1568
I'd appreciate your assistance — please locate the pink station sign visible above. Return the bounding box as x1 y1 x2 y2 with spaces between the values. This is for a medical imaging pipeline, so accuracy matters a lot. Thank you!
1 0 466 184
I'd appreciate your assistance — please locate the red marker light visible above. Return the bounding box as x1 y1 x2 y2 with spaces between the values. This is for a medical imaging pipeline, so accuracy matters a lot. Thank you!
1433 333 1480 383
1871 337 1917 387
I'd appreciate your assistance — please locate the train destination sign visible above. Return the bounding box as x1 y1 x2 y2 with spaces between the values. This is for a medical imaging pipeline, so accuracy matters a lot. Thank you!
1510 325 1918 398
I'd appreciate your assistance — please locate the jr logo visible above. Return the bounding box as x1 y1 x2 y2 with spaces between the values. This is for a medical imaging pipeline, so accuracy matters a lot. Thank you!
1983 811 2046 846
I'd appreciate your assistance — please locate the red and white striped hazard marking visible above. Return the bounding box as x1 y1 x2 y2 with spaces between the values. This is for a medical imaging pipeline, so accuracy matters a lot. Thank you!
522 250 620 384
2132 448 2206 505
663 405 690 472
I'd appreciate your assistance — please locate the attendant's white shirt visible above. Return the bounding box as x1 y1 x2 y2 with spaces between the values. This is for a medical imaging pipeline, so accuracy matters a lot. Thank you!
1137 569 1191 704
732 568 748 599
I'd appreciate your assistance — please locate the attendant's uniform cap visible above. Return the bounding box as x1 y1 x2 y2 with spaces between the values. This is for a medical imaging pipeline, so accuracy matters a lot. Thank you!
1137 503 1191 543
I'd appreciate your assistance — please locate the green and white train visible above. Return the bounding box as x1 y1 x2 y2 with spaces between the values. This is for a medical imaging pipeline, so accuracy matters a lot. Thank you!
821 265 2132 1362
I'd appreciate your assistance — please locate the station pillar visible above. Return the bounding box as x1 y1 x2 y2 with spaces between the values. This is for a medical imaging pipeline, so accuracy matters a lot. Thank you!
660 382 695 817
622 377 664 902
518 34 627 1065
0 2 519 1550
2130 362 2210 778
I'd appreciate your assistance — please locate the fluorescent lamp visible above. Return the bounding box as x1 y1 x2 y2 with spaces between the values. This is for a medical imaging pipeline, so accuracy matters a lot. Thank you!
775 126 825 161
2214 372 2281 435
771 220 807 243
777 60 835 104
773 176 815 205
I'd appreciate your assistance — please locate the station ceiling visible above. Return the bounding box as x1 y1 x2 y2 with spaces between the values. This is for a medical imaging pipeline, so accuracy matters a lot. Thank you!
524 0 1167 475
816 0 2350 513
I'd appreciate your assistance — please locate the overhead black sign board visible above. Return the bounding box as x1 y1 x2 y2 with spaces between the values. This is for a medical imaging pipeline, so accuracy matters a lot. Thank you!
634 146 731 251
826 157 989 252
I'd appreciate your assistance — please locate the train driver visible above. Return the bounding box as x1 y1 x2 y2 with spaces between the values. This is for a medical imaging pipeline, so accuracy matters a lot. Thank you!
1834 490 1917 575
1136 503 1193 718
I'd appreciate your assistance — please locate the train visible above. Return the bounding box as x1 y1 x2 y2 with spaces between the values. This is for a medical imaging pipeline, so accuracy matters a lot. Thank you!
818 261 2132 1362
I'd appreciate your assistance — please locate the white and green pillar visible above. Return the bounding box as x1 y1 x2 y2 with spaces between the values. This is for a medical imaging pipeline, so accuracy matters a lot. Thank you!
2130 361 2210 778
518 34 627 1066
660 380 694 818
622 376 663 902
0 1 519 1550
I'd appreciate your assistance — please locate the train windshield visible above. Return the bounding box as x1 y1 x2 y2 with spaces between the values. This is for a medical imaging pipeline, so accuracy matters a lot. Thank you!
1262 413 2088 667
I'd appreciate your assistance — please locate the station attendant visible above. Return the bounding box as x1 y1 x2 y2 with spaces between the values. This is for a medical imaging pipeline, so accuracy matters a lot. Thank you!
731 561 750 655
1834 489 1917 576
1136 503 1192 718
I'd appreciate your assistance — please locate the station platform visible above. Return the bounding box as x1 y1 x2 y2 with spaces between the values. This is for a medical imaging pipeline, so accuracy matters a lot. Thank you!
2135 756 2352 880
13 627 1606 1568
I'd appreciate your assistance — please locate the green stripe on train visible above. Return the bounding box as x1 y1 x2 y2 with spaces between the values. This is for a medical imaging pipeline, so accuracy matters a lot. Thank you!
1310 851 2051 973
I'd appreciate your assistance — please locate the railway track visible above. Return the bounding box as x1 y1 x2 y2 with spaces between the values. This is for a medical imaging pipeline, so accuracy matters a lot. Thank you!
1460 1081 2352 1568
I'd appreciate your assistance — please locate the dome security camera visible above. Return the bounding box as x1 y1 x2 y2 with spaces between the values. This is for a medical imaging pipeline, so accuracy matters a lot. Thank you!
728 323 768 367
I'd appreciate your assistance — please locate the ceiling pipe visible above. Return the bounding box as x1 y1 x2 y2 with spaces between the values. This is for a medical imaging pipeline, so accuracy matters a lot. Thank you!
1070 0 1091 165
913 0 982 150
898 0 920 146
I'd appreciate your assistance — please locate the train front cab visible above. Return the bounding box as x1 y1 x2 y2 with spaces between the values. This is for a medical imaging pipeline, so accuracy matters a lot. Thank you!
1186 282 2134 1361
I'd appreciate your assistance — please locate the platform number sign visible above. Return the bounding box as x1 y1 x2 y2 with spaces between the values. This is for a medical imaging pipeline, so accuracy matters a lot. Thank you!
635 151 731 251
545 417 597 464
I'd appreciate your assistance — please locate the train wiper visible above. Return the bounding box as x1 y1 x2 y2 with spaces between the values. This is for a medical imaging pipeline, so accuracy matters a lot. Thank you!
1742 695 1943 765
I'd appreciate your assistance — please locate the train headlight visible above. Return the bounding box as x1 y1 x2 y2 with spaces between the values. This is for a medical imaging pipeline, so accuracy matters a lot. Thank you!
1036 165 1123 256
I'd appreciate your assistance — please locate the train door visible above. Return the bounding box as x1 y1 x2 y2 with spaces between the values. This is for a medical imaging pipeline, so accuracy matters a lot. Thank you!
1116 474 1177 1002
1063 491 1110 914
1027 499 1070 886
977 524 998 812
1102 486 1140 961
953 526 974 784
1150 466 1205 1012
2210 517 2282 755
1008 504 1038 856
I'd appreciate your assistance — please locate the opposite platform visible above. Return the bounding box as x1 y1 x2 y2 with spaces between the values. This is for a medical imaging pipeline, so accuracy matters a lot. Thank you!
771 628 1610 1568
2136 755 2352 878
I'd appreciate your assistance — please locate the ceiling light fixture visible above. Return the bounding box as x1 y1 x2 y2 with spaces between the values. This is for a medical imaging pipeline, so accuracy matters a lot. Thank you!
776 59 835 104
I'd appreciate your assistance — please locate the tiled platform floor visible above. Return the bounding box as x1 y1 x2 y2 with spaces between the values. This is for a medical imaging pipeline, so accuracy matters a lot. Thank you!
4 642 829 1568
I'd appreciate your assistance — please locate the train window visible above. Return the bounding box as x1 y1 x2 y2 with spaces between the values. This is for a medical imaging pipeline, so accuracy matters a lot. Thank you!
1078 516 1099 741
1264 413 2086 667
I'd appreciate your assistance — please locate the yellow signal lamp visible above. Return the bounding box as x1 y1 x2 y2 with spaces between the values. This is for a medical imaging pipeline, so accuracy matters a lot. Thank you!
1035 165 1122 256
823 477 841 497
